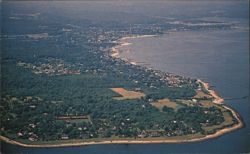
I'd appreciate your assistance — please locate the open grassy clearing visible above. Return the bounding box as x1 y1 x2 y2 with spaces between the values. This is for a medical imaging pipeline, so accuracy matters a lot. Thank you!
199 101 214 108
150 99 182 111
110 88 145 100
179 99 222 109
194 90 212 99
178 99 197 107
199 101 225 110
57 115 92 123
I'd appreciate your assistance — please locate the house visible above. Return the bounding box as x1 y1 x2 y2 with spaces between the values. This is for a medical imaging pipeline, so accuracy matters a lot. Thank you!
28 134 38 141
29 123 36 128
148 131 161 137
135 88 141 91
138 130 147 138
192 99 198 103
150 132 160 137
61 134 69 140
17 132 23 137
80 133 89 139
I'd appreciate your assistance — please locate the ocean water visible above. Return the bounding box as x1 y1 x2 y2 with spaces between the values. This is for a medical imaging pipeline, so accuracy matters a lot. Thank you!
1 1 249 153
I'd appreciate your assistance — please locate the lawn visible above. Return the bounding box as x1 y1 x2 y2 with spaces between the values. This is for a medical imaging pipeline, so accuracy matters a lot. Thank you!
194 90 212 99
110 88 145 100
57 115 92 124
150 99 182 111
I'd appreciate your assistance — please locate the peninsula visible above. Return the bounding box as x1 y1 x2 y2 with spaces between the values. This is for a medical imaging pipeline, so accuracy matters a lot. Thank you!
0 34 243 148
0 78 243 147
1 9 244 148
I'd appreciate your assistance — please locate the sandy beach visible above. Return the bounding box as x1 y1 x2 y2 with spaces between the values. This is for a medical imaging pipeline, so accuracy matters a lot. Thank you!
120 35 157 41
197 79 225 104
110 35 157 60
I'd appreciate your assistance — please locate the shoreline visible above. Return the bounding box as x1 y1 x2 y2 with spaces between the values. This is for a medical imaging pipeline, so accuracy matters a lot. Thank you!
197 79 225 104
108 35 243 146
196 79 244 133
110 35 157 64
1 80 243 148
0 35 244 148
0 106 244 148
